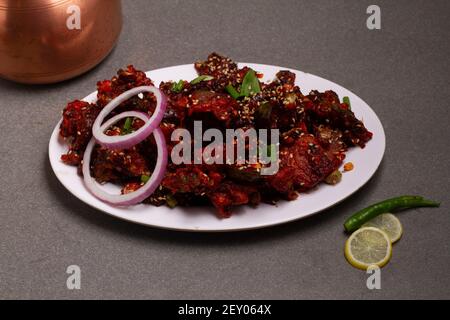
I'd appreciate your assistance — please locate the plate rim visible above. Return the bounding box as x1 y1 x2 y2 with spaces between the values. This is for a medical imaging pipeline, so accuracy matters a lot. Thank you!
49 62 386 232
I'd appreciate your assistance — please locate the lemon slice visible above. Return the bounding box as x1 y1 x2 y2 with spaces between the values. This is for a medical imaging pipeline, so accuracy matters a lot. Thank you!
345 227 392 270
362 213 403 243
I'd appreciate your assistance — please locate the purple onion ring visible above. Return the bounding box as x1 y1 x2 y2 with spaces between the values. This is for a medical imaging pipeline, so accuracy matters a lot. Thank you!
82 111 168 206
92 86 167 150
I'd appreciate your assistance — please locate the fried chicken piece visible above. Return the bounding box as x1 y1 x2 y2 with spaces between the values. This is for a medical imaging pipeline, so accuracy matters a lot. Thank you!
96 65 156 114
195 52 239 81
161 165 224 195
313 124 347 163
60 100 101 166
188 90 237 125
91 146 150 184
275 70 296 85
208 182 260 218
304 90 373 148
268 134 341 194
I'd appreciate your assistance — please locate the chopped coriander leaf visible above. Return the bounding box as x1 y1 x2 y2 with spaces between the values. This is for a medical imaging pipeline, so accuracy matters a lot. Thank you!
225 84 241 99
171 80 184 93
190 75 214 84
121 117 133 135
240 69 261 97
140 175 150 183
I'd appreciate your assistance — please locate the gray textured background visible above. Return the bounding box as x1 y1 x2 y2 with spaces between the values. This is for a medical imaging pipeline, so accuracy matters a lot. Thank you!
1 0 449 299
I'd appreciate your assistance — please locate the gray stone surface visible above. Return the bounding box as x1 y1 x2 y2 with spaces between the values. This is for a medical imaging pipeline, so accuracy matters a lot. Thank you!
0 0 449 299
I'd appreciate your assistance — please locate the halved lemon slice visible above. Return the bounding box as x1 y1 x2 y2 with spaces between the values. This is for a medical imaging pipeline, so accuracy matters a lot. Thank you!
362 213 403 243
345 227 392 270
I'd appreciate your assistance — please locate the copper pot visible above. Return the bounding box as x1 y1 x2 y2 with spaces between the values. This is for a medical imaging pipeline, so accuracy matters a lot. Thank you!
0 0 122 84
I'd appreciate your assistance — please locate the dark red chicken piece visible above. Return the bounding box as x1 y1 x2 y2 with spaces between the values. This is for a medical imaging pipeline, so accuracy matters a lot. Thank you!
304 90 373 148
90 145 150 184
208 182 260 218
268 134 342 194
275 70 296 85
188 90 237 125
195 52 239 82
88 119 150 183
313 124 347 163
96 65 156 114
60 100 101 165
161 165 223 195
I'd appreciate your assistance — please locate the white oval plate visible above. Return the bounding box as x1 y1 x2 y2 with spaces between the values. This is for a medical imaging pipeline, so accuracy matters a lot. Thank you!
49 63 385 232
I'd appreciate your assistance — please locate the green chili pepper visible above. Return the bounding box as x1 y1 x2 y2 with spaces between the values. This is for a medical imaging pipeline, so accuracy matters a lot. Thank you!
225 84 241 99
344 196 440 233
171 80 184 93
140 175 150 183
240 69 261 97
121 117 133 135
190 75 214 85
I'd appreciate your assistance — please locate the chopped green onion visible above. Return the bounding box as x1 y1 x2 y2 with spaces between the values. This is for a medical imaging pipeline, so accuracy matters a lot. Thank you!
141 175 150 183
166 194 178 208
256 101 272 121
268 144 277 162
171 80 184 93
262 144 277 162
225 84 241 99
325 170 342 185
225 70 261 100
240 69 261 97
226 166 262 183
343 96 351 109
121 117 133 135
190 75 214 85
258 144 277 163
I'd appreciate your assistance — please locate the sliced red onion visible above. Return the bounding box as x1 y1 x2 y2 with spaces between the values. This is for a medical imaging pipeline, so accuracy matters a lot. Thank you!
92 86 167 150
83 111 168 206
